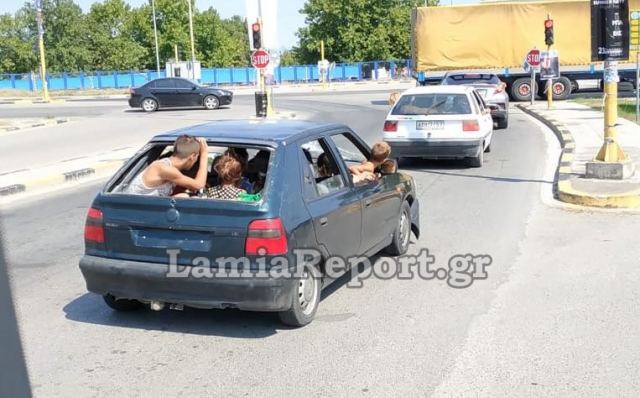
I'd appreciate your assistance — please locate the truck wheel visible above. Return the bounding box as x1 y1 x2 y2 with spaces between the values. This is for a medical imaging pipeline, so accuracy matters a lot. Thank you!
552 77 572 100
510 78 537 102
103 294 143 312
278 264 321 327
384 202 411 256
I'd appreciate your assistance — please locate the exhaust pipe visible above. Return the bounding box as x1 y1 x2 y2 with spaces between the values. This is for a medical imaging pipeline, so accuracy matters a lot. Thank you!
150 301 165 311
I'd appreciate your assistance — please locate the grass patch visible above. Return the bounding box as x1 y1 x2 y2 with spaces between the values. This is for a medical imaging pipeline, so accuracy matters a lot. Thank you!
573 98 639 124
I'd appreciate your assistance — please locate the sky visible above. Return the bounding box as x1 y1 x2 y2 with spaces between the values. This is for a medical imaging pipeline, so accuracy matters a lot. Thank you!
1 0 308 49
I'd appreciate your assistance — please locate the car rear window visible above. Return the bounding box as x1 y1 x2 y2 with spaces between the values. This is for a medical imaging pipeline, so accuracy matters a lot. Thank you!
444 74 500 85
107 142 273 203
391 94 472 115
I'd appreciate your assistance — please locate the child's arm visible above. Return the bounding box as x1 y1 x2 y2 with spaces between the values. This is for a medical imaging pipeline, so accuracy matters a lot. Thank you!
349 161 375 175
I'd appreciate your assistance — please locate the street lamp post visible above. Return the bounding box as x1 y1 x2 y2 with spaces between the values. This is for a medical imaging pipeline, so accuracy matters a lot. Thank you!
151 0 161 76
187 0 196 80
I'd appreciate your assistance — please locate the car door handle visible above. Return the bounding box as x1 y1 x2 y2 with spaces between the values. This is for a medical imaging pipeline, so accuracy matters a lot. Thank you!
364 199 373 207
319 217 328 226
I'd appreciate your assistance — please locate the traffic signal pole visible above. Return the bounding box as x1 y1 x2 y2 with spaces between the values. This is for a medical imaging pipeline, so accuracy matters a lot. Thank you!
546 14 553 110
35 1 49 102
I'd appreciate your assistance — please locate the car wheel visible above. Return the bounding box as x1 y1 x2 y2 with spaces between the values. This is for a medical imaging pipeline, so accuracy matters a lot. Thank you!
278 263 321 327
103 294 143 312
468 145 484 168
203 95 220 110
484 141 491 153
384 201 411 256
497 117 508 129
141 98 158 112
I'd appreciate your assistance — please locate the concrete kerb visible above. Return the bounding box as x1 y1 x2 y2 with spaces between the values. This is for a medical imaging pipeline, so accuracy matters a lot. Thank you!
517 104 640 208
0 118 70 133
0 159 126 199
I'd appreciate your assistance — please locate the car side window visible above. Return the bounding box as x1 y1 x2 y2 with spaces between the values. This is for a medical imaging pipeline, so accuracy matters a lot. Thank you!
299 138 346 199
174 79 194 89
155 79 174 89
471 91 484 114
328 133 368 167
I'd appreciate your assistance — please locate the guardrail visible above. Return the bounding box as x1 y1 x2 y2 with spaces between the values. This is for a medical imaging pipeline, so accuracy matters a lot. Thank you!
0 60 412 91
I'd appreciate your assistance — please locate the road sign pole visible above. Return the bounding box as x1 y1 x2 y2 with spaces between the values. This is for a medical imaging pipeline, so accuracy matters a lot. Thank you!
531 68 535 105
596 60 627 161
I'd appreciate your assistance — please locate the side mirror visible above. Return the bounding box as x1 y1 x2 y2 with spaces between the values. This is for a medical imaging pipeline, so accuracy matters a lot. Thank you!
379 159 398 175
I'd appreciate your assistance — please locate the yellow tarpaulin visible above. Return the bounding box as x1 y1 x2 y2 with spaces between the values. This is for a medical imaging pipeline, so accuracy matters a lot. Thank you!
413 0 640 71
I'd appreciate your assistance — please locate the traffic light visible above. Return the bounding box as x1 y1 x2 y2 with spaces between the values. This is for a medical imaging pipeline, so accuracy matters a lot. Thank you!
252 21 262 50
544 19 554 46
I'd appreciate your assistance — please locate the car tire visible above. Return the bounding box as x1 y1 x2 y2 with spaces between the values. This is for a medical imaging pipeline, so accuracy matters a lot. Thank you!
497 117 508 130
278 263 321 327
510 78 537 102
203 95 220 110
141 98 158 112
384 201 412 256
103 294 143 312
468 145 484 168
484 141 491 153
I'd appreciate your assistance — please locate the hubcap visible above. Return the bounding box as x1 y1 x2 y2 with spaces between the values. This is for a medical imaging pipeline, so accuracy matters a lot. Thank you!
143 99 155 111
553 83 565 95
298 269 318 316
519 84 530 96
205 97 218 109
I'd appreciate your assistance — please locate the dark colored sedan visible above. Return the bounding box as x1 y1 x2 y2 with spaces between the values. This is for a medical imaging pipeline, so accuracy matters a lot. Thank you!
128 77 233 112
79 120 420 326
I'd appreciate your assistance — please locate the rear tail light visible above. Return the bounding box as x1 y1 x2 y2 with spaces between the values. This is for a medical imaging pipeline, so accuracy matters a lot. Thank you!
245 218 288 255
84 207 105 243
383 120 398 132
129 88 135 95
463 120 480 132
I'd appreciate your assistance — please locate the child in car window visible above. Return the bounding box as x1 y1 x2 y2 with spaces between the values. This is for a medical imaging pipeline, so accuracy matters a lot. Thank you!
205 155 246 200
349 141 391 183
126 135 208 197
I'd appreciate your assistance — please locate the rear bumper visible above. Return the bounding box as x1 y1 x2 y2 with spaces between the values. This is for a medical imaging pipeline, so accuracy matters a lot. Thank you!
79 255 295 311
128 97 142 108
386 139 482 159
490 109 508 121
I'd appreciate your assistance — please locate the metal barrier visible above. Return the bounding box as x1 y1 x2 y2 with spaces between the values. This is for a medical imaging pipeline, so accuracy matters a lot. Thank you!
0 59 412 91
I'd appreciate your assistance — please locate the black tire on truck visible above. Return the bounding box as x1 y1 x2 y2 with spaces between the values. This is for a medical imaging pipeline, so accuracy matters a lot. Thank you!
552 77 572 100
510 78 538 102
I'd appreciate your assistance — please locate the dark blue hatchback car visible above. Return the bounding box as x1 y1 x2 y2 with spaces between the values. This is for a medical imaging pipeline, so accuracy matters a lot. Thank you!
80 120 420 326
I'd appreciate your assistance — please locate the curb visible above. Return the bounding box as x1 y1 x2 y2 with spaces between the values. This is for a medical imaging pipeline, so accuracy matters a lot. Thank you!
518 104 640 208
0 118 70 133
0 98 66 105
0 159 125 198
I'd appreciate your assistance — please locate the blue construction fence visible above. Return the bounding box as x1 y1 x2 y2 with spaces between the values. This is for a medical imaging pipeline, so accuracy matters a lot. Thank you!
0 60 413 91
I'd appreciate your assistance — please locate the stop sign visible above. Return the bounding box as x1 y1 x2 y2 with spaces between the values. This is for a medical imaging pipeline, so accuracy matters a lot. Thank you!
251 49 270 69
527 49 541 67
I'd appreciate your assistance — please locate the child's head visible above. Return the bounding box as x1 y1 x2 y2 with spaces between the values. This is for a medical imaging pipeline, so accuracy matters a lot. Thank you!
226 147 249 170
173 135 201 168
317 153 332 177
370 142 391 164
380 159 397 174
214 155 243 186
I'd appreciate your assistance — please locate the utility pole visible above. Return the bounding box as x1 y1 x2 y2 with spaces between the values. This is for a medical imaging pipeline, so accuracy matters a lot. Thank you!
187 0 196 80
545 14 553 110
151 0 161 76
35 0 49 102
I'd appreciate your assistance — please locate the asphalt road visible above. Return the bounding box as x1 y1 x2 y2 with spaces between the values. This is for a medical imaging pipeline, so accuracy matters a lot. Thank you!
3 93 640 396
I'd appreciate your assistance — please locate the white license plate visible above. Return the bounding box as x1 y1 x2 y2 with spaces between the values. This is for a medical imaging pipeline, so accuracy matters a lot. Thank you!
416 121 444 130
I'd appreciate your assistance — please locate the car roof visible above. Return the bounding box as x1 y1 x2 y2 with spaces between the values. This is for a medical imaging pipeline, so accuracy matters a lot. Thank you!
152 119 347 144
401 85 475 95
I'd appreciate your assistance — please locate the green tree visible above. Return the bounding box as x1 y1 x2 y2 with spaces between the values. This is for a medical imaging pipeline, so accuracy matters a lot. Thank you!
194 9 249 67
0 14 38 74
295 0 438 64
17 0 93 72
87 0 147 70
279 49 300 66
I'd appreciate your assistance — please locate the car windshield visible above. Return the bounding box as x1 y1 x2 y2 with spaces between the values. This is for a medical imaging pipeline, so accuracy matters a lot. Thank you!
391 93 472 115
444 74 500 85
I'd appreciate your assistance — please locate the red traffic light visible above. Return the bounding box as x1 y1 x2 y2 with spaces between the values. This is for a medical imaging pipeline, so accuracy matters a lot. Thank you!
544 19 553 29
252 22 261 32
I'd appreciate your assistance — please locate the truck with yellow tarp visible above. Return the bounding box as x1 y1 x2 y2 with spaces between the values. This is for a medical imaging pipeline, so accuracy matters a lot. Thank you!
412 0 639 101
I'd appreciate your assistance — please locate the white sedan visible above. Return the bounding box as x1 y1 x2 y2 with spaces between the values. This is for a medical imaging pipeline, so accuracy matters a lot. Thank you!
383 85 493 167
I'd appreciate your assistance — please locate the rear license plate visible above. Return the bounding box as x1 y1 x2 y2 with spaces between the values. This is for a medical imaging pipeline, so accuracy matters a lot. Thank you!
416 121 444 130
